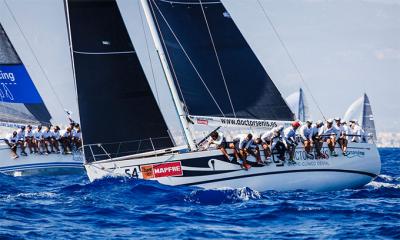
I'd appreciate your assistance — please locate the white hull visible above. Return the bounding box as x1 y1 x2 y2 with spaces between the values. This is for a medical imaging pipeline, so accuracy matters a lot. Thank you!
85 142 381 192
0 144 84 176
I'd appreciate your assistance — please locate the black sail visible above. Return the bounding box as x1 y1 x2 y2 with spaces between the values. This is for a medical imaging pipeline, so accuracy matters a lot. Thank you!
147 0 294 120
67 0 173 160
362 94 377 141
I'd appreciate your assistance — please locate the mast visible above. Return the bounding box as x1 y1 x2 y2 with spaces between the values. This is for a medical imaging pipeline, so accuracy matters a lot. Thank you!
139 0 196 151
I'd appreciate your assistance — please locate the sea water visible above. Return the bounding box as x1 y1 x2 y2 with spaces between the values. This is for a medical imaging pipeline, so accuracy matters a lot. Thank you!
0 149 399 239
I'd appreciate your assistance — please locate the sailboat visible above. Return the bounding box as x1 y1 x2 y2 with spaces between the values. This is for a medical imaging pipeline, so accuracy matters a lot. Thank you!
285 88 309 122
0 6 83 176
343 93 377 142
67 0 380 191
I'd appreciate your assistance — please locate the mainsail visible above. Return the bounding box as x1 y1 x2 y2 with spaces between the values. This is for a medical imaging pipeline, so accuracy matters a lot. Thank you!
66 0 174 159
0 23 51 125
146 0 293 121
343 93 377 141
285 88 309 122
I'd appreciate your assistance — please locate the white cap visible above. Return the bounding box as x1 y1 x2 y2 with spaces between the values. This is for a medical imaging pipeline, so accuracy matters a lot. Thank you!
327 119 333 124
316 120 324 126
334 117 341 121
306 119 313 124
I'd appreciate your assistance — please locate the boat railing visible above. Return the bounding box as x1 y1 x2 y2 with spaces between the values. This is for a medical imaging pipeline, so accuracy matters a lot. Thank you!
82 137 174 163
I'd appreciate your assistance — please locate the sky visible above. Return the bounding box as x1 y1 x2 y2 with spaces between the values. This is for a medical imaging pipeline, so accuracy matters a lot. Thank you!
225 0 400 133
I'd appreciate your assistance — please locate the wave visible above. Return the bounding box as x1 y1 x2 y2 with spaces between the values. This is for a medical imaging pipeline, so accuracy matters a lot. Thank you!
185 187 262 205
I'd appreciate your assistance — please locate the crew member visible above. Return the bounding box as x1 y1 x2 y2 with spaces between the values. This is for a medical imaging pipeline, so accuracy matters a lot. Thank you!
337 120 349 155
208 131 234 161
310 120 325 158
283 121 301 161
260 126 284 162
322 119 338 157
25 125 35 154
232 133 254 169
42 126 54 154
349 120 365 143
72 125 82 148
16 125 27 156
51 126 62 153
60 127 72 154
5 131 19 159
299 120 314 159
33 125 44 154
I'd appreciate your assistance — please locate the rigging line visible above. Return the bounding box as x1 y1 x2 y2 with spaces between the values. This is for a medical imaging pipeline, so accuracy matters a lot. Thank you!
72 50 136 55
151 0 226 117
4 1 65 112
148 0 189 114
137 0 160 104
256 0 327 121
199 0 236 118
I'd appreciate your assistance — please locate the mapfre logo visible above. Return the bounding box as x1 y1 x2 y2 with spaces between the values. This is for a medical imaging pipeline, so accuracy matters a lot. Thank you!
197 119 208 125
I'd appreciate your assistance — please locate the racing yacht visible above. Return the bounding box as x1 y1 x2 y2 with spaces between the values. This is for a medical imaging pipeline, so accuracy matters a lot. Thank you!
0 2 83 176
64 0 380 191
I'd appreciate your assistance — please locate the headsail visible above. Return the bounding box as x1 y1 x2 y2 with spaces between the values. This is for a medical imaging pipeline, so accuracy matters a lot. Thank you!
0 23 51 125
362 94 377 141
285 88 309 122
66 0 174 160
343 93 377 141
146 0 293 121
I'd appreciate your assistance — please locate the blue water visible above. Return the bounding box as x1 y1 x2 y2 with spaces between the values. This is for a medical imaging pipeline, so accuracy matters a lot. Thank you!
0 149 399 239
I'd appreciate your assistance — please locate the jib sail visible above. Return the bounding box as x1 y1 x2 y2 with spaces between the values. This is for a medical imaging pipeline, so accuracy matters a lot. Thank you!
285 88 309 122
67 0 174 160
146 0 294 121
362 94 377 141
343 93 377 141
0 23 51 125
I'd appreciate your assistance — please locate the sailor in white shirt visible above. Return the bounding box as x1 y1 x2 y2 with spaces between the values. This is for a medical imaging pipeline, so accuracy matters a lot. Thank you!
322 119 338 157
5 131 19 158
60 127 73 154
283 121 301 161
349 120 365 143
51 126 62 153
337 120 350 155
232 133 257 169
72 125 82 148
260 125 284 161
25 125 35 154
299 120 314 159
33 125 44 154
16 126 27 156
16 126 26 142
207 131 235 161
42 126 54 154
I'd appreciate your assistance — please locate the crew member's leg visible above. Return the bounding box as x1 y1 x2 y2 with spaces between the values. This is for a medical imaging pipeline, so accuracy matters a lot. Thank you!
327 136 338 156
262 142 271 161
248 147 263 164
18 140 27 156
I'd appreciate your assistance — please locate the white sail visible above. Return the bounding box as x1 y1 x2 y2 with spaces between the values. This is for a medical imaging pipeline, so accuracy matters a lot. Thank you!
0 0 79 125
116 0 186 146
343 94 377 141
343 95 363 123
285 88 309 122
